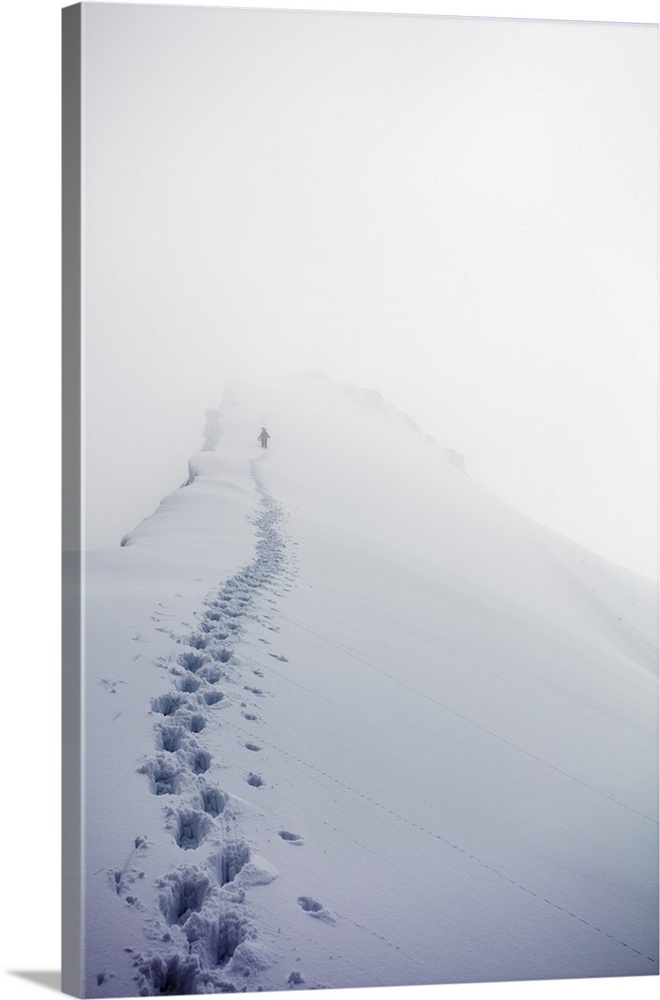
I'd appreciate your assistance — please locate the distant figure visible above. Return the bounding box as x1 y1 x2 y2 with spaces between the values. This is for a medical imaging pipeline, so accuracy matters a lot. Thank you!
258 427 270 449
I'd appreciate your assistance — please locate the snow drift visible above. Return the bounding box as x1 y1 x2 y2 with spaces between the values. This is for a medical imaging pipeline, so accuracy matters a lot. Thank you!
81 373 658 997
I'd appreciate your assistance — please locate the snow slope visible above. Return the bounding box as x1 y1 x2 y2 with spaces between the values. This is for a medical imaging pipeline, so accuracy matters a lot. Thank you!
81 374 658 997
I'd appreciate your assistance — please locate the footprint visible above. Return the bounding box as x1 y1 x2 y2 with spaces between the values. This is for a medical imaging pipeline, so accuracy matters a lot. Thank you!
157 867 212 925
210 647 234 664
169 808 212 850
112 837 149 895
202 690 224 706
186 633 210 651
152 693 185 717
177 651 209 673
100 678 123 694
181 712 207 734
156 724 187 753
208 841 251 886
278 830 304 845
198 785 229 817
297 896 336 924
177 674 201 694
187 748 212 774
138 756 183 796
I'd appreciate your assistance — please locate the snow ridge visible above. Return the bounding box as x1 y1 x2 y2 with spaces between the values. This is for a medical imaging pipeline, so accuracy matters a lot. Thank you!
132 463 293 996
85 377 658 992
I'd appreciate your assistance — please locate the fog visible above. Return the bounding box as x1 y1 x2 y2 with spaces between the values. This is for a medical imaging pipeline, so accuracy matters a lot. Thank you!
81 3 657 578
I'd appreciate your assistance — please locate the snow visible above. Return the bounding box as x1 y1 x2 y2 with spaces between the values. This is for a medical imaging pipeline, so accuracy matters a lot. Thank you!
79 373 657 997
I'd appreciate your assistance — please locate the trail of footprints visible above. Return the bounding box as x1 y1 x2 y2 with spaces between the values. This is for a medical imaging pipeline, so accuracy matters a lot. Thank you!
110 466 329 996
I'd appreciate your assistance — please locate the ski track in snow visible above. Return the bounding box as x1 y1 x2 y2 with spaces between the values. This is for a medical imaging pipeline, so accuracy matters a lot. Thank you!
221 715 657 968
123 462 320 996
102 462 656 993
276 610 658 828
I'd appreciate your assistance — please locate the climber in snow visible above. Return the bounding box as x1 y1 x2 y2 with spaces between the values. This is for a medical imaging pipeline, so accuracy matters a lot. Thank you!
258 427 270 449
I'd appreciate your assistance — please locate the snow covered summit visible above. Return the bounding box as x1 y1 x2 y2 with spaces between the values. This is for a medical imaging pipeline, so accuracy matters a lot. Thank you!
81 374 658 997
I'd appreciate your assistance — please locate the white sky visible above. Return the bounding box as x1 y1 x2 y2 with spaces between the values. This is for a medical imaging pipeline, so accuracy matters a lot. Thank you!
79 1 658 578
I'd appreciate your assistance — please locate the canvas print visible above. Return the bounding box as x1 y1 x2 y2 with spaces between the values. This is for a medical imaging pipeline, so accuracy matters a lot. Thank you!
62 3 659 997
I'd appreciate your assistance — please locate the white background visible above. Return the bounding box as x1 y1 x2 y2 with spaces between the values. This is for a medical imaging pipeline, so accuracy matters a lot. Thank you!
1 2 657 1000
